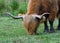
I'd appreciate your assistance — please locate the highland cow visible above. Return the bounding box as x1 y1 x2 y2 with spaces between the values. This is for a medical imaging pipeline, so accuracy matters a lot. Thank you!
6 0 60 35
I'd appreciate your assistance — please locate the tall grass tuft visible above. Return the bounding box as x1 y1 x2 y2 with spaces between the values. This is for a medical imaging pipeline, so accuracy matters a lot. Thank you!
0 0 28 16
0 0 5 10
10 0 19 11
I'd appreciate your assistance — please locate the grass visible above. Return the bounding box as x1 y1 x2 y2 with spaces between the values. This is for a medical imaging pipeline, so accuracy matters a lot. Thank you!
0 17 60 43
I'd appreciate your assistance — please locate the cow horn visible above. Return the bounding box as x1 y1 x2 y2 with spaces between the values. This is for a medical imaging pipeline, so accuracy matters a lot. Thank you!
35 12 50 19
5 12 25 19
41 12 50 17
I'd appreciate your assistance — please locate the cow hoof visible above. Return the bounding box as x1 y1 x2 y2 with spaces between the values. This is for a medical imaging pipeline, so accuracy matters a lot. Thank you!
44 30 49 33
49 30 55 33
49 29 55 33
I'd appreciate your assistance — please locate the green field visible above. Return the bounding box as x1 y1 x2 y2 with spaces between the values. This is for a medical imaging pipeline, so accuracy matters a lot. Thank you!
0 17 60 43
0 0 60 43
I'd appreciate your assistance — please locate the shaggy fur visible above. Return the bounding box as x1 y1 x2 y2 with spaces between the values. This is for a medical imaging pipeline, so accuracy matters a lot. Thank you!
19 0 60 34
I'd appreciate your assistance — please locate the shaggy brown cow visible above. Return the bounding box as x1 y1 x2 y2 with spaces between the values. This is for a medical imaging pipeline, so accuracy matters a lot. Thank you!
6 0 59 35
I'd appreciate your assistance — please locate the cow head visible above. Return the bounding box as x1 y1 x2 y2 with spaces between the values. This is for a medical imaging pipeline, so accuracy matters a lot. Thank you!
5 12 50 35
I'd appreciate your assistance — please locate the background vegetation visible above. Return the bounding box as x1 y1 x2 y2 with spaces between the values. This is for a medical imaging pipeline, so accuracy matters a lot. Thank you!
0 0 28 16
0 0 60 43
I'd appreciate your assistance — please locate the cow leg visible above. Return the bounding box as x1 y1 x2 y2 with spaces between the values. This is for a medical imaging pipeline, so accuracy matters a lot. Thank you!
48 6 58 32
49 11 56 32
49 13 55 33
57 18 60 30
43 13 49 32
44 19 49 32
49 20 55 33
